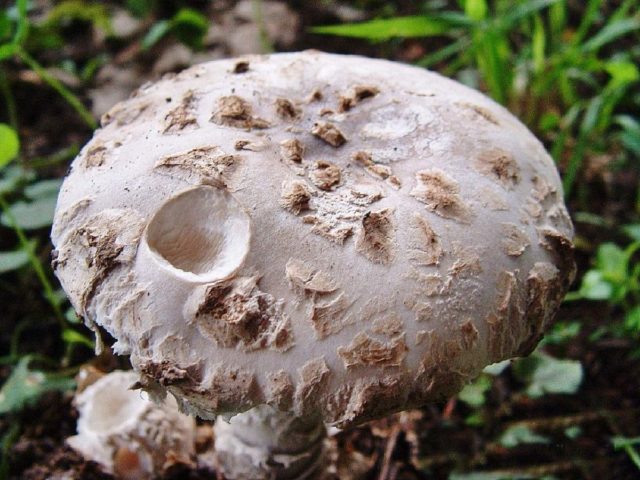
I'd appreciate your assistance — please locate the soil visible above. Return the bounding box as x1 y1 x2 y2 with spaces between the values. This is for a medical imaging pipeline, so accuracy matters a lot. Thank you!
1 1 639 479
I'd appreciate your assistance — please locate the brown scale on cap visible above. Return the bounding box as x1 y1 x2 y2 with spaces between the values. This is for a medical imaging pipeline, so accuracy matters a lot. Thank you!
474 148 520 188
337 85 380 113
101 100 150 127
456 102 501 126
311 121 346 147
309 160 341 190
211 95 270 129
164 90 198 133
285 258 338 296
371 314 404 337
84 143 109 168
265 370 294 411
280 180 312 215
501 222 531 257
275 98 302 120
337 332 408 369
294 357 331 415
411 168 472 223
352 151 393 180
355 208 396 265
280 138 305 163
155 146 239 188
408 213 443 266
190 276 294 352
309 292 354 339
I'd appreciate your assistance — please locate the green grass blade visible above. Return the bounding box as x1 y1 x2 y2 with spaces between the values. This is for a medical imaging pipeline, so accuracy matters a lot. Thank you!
12 0 29 46
573 0 602 45
532 14 546 73
581 18 640 53
16 48 96 129
501 0 562 27
311 16 455 41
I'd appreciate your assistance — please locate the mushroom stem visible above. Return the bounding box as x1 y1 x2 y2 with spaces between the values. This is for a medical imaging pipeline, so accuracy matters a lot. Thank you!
214 405 326 479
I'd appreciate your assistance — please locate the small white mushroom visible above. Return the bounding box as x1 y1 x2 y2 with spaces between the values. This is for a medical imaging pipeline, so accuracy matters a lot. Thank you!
66 370 197 479
52 51 576 480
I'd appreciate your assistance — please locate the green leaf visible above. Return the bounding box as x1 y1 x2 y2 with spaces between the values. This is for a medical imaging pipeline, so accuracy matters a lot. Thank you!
624 306 640 333
0 124 20 168
582 18 640 53
126 0 155 18
0 43 17 61
311 16 454 41
605 61 640 89
0 165 33 195
564 426 582 439
542 321 582 345
23 179 63 200
141 19 170 49
0 357 75 414
46 1 112 35
532 14 546 73
499 424 550 448
62 329 94 348
513 353 583 398
1 195 58 230
596 242 628 281
464 0 488 22
458 375 492 407
501 0 561 27
482 359 510 376
623 224 640 242
171 8 209 49
0 247 30 273
12 0 29 46
0 11 12 41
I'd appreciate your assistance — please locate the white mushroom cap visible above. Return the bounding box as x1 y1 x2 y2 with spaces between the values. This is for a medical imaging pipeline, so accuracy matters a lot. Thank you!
66 370 196 478
52 51 575 428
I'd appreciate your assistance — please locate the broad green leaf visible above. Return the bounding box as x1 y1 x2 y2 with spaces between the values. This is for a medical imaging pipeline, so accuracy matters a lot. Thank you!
0 357 75 414
0 165 34 194
623 224 640 242
596 242 628 281
311 16 454 41
0 124 19 168
458 375 491 407
499 424 550 448
1 195 58 230
605 61 640 89
624 306 640 333
171 8 209 49
0 43 17 61
578 270 613 300
0 247 30 273
513 353 583 398
23 178 63 200
0 11 11 41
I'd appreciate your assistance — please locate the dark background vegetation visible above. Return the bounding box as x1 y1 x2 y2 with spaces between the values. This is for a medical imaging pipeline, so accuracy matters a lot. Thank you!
0 1 639 479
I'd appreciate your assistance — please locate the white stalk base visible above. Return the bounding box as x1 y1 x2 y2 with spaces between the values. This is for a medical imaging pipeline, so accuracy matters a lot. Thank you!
214 405 326 479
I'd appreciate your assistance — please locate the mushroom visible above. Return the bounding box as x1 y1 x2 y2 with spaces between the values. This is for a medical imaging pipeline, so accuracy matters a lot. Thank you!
51 51 575 479
66 370 197 479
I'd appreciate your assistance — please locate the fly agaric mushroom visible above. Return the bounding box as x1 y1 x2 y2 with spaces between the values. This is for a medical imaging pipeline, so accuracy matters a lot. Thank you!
52 51 575 479
67 370 196 479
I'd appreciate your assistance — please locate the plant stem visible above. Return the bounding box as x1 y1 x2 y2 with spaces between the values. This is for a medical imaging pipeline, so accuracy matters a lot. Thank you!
0 193 66 328
15 48 96 129
0 66 18 131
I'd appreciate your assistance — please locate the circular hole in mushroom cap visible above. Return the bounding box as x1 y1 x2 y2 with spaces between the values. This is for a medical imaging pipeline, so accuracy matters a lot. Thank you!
145 186 251 283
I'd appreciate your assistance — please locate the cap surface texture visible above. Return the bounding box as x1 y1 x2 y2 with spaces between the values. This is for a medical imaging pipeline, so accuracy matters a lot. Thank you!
52 51 575 427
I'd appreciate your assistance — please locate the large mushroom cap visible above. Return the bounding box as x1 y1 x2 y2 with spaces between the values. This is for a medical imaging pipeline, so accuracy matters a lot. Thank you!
52 51 575 427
